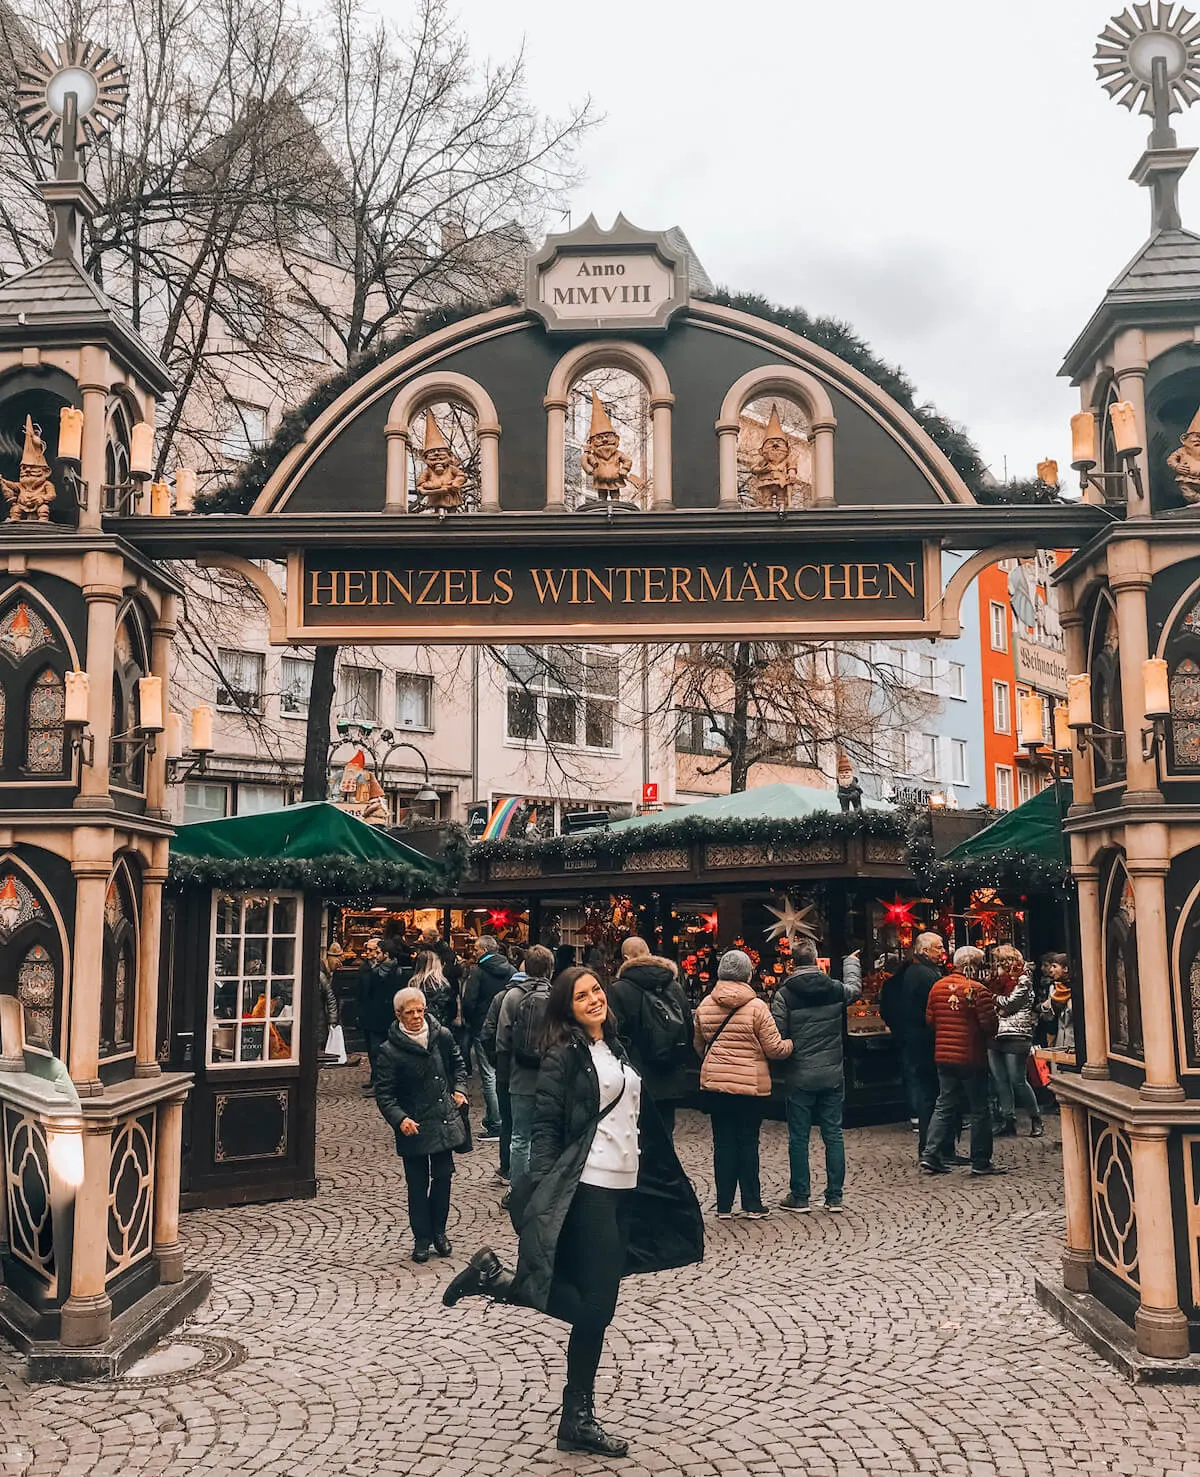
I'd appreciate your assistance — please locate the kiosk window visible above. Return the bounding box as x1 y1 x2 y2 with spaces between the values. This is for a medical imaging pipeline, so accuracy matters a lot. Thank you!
208 891 302 1067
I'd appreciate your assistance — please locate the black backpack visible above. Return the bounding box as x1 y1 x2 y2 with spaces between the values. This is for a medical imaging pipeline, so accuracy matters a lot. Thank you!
512 981 551 1068
638 985 689 1068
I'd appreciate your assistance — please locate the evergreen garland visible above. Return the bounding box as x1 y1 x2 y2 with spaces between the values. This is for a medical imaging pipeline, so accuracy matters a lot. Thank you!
167 851 451 900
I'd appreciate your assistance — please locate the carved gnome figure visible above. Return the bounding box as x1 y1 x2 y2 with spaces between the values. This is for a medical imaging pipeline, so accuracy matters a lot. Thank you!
748 404 801 509
836 751 863 813
415 412 466 511
2 417 55 523
1168 405 1200 505
580 391 632 502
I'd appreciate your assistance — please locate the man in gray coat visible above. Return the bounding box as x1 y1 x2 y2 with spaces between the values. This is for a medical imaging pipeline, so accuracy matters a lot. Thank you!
770 939 861 1212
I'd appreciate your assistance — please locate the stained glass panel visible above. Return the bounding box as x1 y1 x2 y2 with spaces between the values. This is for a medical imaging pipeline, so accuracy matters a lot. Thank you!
1172 658 1200 767
0 602 54 663
26 668 64 773
17 943 55 1048
1183 598 1200 639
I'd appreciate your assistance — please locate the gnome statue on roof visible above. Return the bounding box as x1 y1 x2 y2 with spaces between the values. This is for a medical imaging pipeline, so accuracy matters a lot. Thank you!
2 417 56 523
415 412 466 511
748 404 802 510
580 391 632 503
1168 405 1200 505
836 752 863 813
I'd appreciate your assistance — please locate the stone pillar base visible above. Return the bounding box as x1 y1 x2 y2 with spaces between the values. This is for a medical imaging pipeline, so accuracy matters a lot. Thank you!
134 1062 162 1079
59 1292 112 1347
1062 1248 1093 1293
71 794 114 811
1136 1304 1191 1360
1139 1082 1186 1104
1081 1064 1111 1080
154 1240 184 1283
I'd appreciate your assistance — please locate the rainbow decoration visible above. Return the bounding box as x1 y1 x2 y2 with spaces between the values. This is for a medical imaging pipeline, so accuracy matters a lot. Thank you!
481 796 523 840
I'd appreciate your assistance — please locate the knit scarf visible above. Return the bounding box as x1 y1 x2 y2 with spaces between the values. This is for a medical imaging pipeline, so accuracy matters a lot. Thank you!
399 1020 430 1049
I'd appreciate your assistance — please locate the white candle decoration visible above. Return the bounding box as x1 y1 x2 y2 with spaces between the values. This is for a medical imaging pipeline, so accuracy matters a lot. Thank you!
64 670 89 725
166 711 183 758
149 481 171 517
1109 400 1141 456
1019 690 1045 748
58 406 84 462
1067 673 1093 730
129 421 155 478
1070 411 1096 468
191 702 214 752
1143 657 1171 718
1053 703 1072 754
175 467 196 512
137 675 164 732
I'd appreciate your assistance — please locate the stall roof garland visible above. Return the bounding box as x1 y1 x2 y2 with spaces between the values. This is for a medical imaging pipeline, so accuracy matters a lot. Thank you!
903 803 1071 900
166 852 449 901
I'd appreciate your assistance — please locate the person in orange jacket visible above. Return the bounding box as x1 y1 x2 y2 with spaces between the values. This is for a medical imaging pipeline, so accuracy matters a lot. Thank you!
920 946 1003 1177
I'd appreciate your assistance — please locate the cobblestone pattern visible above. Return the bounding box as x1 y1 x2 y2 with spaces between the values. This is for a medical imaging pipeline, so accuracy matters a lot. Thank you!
4 1069 1200 1475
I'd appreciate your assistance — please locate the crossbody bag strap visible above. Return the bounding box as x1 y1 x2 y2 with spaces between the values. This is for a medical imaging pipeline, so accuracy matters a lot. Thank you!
703 1002 744 1057
596 1071 627 1123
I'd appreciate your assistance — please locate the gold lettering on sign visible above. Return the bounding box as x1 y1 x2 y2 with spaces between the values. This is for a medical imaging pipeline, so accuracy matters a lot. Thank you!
885 562 917 598
672 567 697 603
699 568 733 602
494 570 514 604
532 569 568 603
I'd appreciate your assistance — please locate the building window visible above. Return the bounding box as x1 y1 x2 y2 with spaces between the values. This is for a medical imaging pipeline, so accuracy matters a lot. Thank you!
992 679 1011 734
989 601 1008 653
280 656 314 718
951 739 969 785
280 299 328 361
395 673 433 730
337 665 381 725
947 662 965 700
208 892 302 1067
216 648 265 712
995 764 1014 810
100 862 138 1059
25 667 65 773
1018 767 1038 804
222 402 269 462
504 645 618 752
236 784 285 816
900 731 934 778
184 781 228 825
915 654 937 694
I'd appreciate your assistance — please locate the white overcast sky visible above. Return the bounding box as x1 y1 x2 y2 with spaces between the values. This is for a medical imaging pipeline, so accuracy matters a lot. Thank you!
399 0 1200 484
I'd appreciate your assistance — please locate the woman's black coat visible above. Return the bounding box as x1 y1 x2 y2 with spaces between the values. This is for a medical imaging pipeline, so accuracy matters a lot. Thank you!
513 1032 704 1312
374 1017 467 1157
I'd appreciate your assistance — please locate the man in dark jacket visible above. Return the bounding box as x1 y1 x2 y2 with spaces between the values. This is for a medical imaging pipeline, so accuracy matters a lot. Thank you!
878 932 945 1158
605 937 694 1138
921 945 1002 1177
356 936 406 1094
492 944 556 1193
771 941 861 1211
462 936 514 1138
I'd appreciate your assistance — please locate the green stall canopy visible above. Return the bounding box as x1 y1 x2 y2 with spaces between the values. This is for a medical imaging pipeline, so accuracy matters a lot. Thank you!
609 781 891 834
943 784 1071 866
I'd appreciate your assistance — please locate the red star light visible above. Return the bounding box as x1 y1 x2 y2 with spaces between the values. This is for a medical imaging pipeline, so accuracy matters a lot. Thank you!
487 908 511 930
879 895 917 928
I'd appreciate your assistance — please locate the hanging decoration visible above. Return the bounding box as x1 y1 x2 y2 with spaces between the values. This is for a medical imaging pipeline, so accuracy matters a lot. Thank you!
878 894 918 930
764 897 817 943
700 910 719 934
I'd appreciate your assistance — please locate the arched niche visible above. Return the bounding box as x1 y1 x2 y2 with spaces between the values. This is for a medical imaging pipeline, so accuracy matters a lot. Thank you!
110 598 152 795
384 371 500 514
1169 850 1200 1076
0 850 71 1061
544 341 673 511
100 854 140 1067
0 364 82 529
0 585 75 785
406 401 481 514
717 366 836 509
1088 590 1125 790
1101 852 1143 1064
105 389 139 514
563 365 652 511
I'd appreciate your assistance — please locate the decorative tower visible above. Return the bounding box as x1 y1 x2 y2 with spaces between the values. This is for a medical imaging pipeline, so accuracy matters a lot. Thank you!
1044 4 1200 1366
0 40 207 1376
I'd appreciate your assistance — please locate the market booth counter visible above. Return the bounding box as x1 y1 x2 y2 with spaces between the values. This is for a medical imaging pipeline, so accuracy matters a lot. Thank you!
162 803 447 1209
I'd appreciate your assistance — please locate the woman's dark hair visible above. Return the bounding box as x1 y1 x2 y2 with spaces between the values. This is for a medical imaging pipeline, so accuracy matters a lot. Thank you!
541 966 617 1053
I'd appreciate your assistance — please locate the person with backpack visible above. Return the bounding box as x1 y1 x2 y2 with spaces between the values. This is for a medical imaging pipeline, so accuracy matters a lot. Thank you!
495 943 555 1189
606 937 694 1138
770 940 861 1212
462 936 514 1139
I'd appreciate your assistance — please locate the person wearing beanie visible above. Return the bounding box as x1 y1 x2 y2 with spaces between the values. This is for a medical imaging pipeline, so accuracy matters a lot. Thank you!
693 948 793 1219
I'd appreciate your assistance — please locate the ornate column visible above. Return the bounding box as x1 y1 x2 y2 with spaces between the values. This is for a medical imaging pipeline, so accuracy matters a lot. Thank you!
58 1120 113 1346
1074 864 1109 1077
1114 330 1151 521
152 1094 186 1282
649 394 673 510
812 419 837 508
1127 846 1184 1101
715 420 741 509
146 600 175 820
1128 1123 1190 1358
1108 543 1160 804
1059 1101 1094 1291
77 345 108 534
134 853 168 1077
76 557 121 811
382 424 409 513
68 840 112 1097
477 423 501 513
1061 609 1094 810
0 993 24 1069
543 395 567 511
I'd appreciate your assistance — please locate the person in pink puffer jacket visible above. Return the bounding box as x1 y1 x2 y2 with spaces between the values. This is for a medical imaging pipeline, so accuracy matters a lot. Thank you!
694 949 792 1219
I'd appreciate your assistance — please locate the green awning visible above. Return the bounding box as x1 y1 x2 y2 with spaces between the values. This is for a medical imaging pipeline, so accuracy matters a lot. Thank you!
171 800 441 875
608 780 890 833
943 783 1070 864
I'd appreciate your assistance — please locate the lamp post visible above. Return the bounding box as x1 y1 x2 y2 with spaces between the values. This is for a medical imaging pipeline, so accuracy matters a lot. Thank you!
327 722 439 817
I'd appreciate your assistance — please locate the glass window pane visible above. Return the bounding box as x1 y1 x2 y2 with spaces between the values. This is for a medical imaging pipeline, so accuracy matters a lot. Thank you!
585 698 614 749
208 891 303 1069
547 694 576 744
505 646 541 686
244 897 269 934
185 782 228 826
237 784 285 816
216 893 240 935
271 937 295 976
243 938 267 977
395 674 431 728
586 651 619 697
281 657 314 717
272 896 297 934
507 688 538 740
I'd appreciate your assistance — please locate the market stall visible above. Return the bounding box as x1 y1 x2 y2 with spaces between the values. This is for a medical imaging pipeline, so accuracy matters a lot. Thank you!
163 802 447 1209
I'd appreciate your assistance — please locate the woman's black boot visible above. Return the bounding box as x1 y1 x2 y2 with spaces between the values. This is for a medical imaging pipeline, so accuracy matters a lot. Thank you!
556 1387 629 1458
442 1246 516 1307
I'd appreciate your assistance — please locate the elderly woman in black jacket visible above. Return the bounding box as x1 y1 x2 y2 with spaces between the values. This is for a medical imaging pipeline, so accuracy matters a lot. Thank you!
374 986 468 1263
443 966 704 1458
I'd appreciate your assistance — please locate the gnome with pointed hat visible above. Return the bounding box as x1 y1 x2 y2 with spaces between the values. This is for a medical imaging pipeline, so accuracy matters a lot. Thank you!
748 403 802 510
1168 405 1200 505
580 391 632 502
836 751 863 813
2 417 56 523
415 411 466 511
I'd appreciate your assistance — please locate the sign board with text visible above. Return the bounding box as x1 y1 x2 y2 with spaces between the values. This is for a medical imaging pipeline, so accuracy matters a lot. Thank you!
526 214 688 333
286 539 941 644
1014 635 1069 698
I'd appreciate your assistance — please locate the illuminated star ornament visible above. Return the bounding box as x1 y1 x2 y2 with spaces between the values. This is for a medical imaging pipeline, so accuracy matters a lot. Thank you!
764 897 816 943
878 895 918 929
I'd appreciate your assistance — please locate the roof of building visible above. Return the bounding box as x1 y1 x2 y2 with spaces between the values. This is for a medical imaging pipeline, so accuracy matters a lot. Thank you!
609 780 889 834
171 800 442 873
0 255 173 392
663 225 715 296
943 782 1069 865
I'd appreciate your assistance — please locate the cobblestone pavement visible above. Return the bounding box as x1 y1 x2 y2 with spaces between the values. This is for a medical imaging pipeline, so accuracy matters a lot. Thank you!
4 1069 1200 1476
